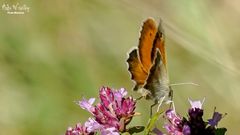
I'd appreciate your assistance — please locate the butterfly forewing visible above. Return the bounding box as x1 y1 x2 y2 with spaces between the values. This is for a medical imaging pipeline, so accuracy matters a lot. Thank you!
138 19 158 71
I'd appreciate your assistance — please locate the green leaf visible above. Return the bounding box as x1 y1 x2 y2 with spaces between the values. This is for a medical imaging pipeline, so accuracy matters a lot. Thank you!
121 132 130 135
144 111 164 135
126 126 145 134
215 128 227 135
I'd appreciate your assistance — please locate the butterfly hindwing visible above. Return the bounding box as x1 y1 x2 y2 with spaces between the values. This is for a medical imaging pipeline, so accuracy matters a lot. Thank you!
144 50 169 101
127 49 148 90
152 21 167 69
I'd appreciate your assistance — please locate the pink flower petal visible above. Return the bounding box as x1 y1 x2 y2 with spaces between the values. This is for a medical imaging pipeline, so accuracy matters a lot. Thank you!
100 127 119 135
188 98 205 110
85 118 102 133
78 98 95 114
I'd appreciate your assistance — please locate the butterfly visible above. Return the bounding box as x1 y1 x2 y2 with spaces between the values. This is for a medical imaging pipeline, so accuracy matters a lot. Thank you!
127 18 173 111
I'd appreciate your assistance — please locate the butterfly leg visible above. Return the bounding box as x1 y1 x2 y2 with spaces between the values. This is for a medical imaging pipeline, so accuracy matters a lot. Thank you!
150 102 158 117
168 87 173 109
166 100 176 112
136 96 143 101
156 96 166 113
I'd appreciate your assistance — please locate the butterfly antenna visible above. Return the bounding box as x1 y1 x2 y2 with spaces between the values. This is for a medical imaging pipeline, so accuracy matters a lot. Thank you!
170 82 199 87
158 18 164 35
150 102 158 117
169 87 174 109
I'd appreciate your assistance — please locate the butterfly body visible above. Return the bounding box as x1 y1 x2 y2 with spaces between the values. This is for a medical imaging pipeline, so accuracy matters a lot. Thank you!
127 18 172 104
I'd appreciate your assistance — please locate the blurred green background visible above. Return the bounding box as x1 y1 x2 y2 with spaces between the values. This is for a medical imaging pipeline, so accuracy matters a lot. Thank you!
0 0 240 134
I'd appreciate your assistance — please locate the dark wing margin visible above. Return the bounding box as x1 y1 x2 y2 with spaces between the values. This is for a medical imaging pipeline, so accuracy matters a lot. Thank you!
127 49 148 90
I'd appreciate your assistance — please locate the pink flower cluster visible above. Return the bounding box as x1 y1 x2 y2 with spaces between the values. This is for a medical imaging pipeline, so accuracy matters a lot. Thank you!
65 87 136 135
164 109 190 135
153 99 226 135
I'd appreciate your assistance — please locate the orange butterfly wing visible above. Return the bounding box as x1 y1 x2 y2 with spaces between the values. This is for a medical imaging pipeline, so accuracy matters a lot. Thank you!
127 18 171 102
127 18 169 101
138 19 158 71
127 18 158 90
127 49 148 89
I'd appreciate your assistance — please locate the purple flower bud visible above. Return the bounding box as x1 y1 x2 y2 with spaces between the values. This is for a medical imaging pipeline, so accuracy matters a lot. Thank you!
187 99 206 134
208 108 224 127
182 125 191 135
